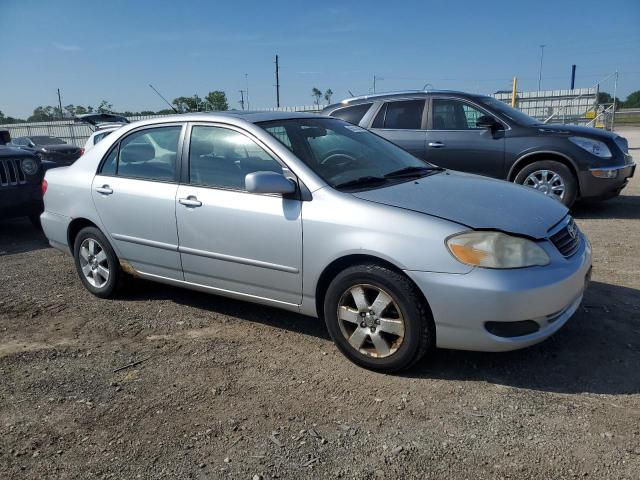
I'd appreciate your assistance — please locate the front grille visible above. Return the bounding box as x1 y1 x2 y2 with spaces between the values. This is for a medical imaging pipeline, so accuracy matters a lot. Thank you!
549 217 581 257
0 158 26 187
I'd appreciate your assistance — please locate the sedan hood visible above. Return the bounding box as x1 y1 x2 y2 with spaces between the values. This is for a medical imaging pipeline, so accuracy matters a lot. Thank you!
352 171 568 239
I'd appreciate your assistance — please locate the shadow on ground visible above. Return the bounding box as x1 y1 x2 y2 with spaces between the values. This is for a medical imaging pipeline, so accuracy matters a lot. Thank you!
0 218 49 256
573 193 640 220
119 277 640 396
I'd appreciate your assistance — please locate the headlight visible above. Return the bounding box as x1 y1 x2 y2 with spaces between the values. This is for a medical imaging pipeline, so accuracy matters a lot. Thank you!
21 158 39 175
446 231 550 269
569 136 612 158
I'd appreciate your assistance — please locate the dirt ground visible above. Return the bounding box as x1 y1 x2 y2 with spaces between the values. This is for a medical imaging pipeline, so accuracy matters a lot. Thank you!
1 128 639 480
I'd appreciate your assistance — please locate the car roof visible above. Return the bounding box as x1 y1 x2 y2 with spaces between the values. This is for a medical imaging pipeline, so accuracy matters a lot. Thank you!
128 110 326 127
324 90 485 111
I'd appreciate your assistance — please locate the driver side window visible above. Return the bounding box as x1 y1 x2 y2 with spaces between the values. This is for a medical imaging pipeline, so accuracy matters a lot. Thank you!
189 126 283 191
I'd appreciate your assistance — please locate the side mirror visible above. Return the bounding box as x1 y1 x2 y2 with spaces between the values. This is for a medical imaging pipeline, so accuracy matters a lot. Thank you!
476 115 501 130
245 171 296 195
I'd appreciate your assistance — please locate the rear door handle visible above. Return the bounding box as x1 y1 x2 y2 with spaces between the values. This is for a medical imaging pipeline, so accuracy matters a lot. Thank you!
95 185 113 195
179 196 202 208
428 142 446 148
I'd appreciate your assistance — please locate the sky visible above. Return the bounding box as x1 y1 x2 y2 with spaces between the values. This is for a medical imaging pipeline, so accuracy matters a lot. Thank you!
1 0 639 118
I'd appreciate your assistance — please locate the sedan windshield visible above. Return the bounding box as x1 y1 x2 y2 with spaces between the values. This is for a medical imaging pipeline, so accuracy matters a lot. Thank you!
476 96 540 126
259 118 440 190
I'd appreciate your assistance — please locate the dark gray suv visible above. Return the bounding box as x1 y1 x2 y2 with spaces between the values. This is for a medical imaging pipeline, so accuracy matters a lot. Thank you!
323 91 635 206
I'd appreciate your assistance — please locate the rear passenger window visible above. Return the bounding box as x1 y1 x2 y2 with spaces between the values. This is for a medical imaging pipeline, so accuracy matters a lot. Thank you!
330 103 372 125
371 100 425 130
189 126 283 191
100 126 181 181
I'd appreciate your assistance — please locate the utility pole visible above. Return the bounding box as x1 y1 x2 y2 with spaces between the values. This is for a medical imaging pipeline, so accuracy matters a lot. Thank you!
537 44 546 91
275 55 280 108
245 73 250 110
570 65 576 90
373 75 377 93
57 88 63 120
239 90 245 110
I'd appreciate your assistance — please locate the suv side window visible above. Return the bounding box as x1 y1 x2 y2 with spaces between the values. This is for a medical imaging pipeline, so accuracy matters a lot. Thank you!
372 100 425 130
189 126 283 191
432 99 486 130
99 125 181 181
330 103 373 125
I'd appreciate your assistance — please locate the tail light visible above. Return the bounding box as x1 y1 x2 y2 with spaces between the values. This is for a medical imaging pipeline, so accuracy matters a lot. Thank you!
79 148 85 156
41 179 48 196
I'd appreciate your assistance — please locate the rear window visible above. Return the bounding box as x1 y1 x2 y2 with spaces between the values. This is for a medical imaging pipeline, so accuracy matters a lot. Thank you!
329 103 372 125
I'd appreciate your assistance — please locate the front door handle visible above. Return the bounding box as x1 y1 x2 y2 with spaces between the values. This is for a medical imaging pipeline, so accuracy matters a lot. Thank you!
428 142 446 148
179 196 202 208
95 185 113 195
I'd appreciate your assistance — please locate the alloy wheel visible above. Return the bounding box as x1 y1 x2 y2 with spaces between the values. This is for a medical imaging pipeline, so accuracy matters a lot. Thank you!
79 238 110 288
523 169 565 201
336 284 405 358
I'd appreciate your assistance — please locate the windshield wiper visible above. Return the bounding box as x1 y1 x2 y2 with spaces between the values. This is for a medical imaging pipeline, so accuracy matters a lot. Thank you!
334 176 389 190
384 165 444 178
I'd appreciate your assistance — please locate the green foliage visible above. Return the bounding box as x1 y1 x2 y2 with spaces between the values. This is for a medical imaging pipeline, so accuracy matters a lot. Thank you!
623 90 640 108
324 88 333 104
597 92 621 105
205 91 228 111
0 110 26 124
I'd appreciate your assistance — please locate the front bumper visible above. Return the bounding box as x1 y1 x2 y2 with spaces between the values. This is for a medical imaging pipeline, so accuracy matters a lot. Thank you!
578 162 635 199
0 184 43 220
406 234 592 352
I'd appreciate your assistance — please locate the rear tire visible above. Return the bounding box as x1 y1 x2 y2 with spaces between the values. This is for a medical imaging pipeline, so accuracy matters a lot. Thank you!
73 226 122 298
323 263 435 372
514 160 578 207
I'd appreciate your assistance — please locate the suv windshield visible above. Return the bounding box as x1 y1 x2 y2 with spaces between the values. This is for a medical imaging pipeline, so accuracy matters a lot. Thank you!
476 96 540 126
31 136 66 145
259 118 439 190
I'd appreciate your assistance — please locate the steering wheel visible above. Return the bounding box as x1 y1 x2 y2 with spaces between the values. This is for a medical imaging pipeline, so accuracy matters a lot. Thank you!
320 150 358 168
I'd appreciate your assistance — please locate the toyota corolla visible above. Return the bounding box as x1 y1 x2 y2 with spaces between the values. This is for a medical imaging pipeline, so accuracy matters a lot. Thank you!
40 112 592 372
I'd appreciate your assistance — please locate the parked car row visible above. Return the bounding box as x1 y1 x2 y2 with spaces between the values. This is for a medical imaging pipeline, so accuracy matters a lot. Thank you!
40 110 594 371
323 91 635 206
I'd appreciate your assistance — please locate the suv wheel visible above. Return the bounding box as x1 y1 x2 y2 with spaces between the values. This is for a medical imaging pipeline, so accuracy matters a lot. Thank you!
514 160 577 207
73 226 122 298
323 264 435 372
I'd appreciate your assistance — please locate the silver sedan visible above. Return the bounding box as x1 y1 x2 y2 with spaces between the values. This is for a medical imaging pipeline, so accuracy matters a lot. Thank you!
41 112 592 372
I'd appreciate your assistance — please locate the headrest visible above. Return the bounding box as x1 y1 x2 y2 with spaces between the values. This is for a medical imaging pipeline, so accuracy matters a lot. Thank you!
120 143 155 164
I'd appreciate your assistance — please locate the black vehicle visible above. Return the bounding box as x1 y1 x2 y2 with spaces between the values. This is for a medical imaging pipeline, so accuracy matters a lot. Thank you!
0 129 45 226
323 91 635 206
11 135 83 166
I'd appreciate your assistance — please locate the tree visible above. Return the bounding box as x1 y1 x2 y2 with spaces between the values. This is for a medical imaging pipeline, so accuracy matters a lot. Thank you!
622 90 640 108
96 100 113 113
0 110 25 124
597 92 621 105
172 95 203 113
324 88 333 104
205 90 228 111
311 87 322 106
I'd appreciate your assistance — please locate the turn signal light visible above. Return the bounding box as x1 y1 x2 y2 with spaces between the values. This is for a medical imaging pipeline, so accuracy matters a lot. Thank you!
41 179 48 196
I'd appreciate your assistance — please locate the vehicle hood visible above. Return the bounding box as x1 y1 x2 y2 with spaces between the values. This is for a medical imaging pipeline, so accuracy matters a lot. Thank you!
352 171 568 239
535 123 617 140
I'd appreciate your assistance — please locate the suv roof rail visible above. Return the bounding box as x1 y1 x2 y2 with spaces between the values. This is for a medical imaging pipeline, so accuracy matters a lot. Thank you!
339 90 427 104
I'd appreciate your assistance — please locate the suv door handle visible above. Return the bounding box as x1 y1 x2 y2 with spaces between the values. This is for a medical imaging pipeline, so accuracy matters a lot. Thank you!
179 196 202 208
428 142 446 148
95 185 113 195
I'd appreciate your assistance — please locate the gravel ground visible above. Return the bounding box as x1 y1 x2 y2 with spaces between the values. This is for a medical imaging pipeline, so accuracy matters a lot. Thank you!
1 128 639 479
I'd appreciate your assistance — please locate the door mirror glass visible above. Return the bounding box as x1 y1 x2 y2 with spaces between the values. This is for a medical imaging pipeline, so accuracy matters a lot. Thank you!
476 115 501 129
245 171 296 194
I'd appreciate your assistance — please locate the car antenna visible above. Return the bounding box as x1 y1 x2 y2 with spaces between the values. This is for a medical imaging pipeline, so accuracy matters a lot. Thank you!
148 84 179 113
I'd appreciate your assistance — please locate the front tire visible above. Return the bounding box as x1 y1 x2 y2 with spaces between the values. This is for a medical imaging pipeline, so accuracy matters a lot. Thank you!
73 226 122 298
323 263 435 372
514 160 578 207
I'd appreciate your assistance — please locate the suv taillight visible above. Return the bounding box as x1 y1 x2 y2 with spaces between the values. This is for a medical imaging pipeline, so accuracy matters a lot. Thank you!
41 179 48 196
79 148 85 156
